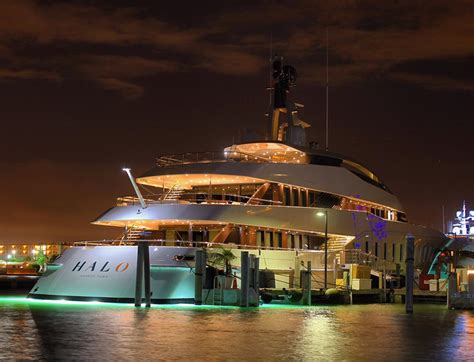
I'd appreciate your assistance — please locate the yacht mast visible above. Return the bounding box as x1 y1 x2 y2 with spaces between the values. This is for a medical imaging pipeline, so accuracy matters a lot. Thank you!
326 28 329 151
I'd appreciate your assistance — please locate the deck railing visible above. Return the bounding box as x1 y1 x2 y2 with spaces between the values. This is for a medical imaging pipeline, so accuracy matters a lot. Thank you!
116 193 283 207
71 239 321 252
340 249 398 272
156 150 272 167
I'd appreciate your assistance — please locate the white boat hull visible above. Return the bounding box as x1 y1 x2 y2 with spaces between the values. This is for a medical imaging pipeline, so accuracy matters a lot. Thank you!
28 246 197 303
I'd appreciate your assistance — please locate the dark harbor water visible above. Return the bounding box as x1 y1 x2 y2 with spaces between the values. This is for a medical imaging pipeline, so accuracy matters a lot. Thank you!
0 296 473 361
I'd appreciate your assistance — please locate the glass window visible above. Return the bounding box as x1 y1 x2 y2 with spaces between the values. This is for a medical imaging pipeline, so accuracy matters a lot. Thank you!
268 232 274 248
284 187 291 206
292 188 298 206
256 231 264 247
276 232 282 248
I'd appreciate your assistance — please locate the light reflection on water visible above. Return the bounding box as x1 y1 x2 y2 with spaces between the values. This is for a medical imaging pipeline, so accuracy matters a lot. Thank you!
0 298 473 361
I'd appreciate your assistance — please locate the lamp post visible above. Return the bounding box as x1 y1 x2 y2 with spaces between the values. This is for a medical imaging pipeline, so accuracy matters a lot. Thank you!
317 210 329 290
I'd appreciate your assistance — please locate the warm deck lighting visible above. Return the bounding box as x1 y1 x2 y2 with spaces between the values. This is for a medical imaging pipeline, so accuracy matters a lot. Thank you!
316 212 325 217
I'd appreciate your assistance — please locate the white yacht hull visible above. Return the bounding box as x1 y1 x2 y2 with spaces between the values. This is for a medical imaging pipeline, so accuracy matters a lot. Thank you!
28 246 197 303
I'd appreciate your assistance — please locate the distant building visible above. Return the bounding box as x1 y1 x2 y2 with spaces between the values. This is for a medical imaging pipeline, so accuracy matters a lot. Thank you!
0 243 65 261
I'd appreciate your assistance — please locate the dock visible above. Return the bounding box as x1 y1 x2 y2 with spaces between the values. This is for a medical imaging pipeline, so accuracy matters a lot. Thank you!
0 275 40 289
394 288 447 304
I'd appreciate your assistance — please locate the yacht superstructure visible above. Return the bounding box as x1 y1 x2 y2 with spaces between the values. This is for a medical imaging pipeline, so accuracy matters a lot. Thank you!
93 140 443 271
28 57 446 303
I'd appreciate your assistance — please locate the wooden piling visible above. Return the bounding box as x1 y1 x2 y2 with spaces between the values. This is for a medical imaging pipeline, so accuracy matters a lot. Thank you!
143 243 151 307
303 261 312 306
194 249 204 305
240 251 250 307
254 257 260 306
447 272 457 309
405 234 415 314
134 242 144 307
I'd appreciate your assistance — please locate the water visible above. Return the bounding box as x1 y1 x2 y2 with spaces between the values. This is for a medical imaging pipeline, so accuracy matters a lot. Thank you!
0 297 473 361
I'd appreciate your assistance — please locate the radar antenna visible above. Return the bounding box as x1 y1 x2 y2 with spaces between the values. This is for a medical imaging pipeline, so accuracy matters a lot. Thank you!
268 56 310 146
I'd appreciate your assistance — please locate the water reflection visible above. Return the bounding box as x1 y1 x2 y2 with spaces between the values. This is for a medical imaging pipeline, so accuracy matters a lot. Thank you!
0 300 472 360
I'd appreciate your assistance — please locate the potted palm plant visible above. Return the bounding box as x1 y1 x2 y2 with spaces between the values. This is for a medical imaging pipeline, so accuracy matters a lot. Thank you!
207 247 236 289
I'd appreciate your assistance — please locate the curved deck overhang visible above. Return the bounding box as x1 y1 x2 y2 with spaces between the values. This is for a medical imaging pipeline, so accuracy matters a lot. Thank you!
138 162 404 211
93 203 445 247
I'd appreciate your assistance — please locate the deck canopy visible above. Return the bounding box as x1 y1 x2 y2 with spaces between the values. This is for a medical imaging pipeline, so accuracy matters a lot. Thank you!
224 142 309 163
138 174 266 189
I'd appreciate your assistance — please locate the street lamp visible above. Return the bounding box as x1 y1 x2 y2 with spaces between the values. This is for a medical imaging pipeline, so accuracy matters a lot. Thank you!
317 210 328 290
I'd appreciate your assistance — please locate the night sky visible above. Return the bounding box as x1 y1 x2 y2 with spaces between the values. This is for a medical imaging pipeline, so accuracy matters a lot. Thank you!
1 0 473 243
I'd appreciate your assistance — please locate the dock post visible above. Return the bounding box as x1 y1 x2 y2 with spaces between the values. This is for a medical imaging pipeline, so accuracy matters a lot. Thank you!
405 234 415 314
134 242 145 307
378 271 384 303
306 260 312 306
249 254 255 287
194 249 204 305
240 251 250 307
143 242 151 307
254 257 260 305
249 254 257 306
447 272 457 309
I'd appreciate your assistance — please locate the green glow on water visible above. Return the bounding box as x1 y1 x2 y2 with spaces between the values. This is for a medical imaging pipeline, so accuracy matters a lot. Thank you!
0 296 333 311
0 296 244 310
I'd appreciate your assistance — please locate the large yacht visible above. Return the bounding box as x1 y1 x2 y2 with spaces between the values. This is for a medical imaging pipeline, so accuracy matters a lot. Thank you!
28 58 447 303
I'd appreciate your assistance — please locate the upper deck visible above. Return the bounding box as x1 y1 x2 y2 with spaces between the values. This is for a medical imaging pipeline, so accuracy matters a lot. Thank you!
152 142 391 193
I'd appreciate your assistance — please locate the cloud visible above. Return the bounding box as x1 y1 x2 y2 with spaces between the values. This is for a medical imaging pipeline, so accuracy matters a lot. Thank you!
0 0 472 97
0 68 61 81
95 77 144 100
